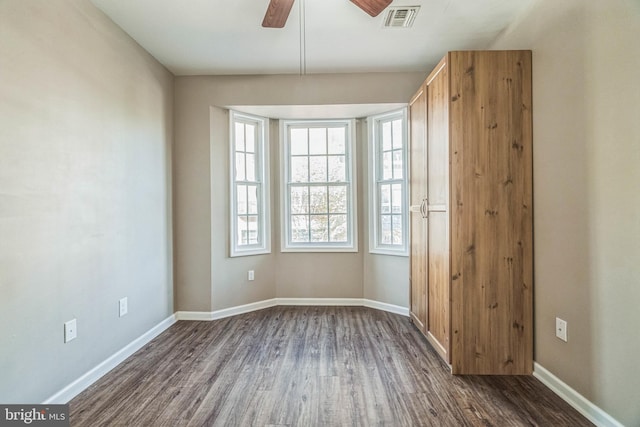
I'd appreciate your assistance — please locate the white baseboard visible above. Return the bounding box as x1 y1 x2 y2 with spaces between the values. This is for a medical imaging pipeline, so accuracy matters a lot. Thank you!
363 299 410 316
44 300 406 404
533 362 623 427
175 311 214 321
276 297 363 306
40 303 624 427
211 298 277 319
176 298 410 322
43 314 177 404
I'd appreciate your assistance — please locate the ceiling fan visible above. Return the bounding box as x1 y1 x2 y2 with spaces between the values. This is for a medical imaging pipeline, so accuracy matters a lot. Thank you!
262 0 393 28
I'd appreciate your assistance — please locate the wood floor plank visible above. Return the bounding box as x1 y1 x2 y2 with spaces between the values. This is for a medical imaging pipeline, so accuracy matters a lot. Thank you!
70 306 592 426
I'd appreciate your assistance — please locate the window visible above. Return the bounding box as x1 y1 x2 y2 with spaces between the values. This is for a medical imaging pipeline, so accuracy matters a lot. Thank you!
280 120 357 252
368 109 408 255
230 111 270 257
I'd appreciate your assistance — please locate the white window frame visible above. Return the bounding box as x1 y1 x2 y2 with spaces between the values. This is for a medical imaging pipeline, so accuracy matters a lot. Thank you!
229 110 270 257
280 119 358 252
368 109 409 256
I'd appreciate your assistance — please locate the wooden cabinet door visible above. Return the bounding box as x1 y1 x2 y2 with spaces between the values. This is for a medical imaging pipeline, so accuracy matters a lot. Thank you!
425 58 451 363
448 50 533 374
408 85 427 332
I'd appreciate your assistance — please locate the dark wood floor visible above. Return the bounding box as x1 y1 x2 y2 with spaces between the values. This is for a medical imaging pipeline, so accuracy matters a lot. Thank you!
70 306 592 426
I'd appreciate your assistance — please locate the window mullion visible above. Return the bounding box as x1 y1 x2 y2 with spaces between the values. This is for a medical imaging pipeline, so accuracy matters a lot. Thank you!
283 120 354 250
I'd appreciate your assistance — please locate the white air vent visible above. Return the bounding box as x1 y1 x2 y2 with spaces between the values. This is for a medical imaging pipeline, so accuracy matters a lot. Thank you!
383 6 420 28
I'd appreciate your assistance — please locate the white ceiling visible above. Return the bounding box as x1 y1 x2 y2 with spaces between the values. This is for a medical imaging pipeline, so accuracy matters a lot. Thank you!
91 0 534 76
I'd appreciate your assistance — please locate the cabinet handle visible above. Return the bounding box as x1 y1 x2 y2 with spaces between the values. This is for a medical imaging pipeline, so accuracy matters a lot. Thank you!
420 198 428 219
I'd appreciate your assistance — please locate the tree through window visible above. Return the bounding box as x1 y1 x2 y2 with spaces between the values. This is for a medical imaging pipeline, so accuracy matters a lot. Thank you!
281 120 357 252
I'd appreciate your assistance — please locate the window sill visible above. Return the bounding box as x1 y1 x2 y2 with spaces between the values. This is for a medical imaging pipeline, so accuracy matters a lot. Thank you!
280 246 358 253
368 248 409 257
230 248 271 257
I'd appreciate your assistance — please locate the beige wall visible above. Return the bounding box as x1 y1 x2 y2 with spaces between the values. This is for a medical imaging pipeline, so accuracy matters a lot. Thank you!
173 73 423 311
363 255 409 307
360 119 409 307
0 0 174 402
209 107 277 310
491 0 640 424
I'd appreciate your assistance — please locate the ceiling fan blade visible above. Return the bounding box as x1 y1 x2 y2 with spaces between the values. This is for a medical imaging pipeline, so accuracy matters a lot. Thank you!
262 0 296 28
350 0 393 17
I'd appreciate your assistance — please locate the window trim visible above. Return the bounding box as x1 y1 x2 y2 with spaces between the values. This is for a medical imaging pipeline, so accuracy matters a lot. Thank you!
280 119 358 253
368 108 409 256
229 110 271 257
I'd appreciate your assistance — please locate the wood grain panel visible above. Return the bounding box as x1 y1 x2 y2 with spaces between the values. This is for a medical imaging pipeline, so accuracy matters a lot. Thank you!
69 307 590 426
449 50 533 374
426 212 449 363
409 86 428 333
426 59 449 208
425 60 450 363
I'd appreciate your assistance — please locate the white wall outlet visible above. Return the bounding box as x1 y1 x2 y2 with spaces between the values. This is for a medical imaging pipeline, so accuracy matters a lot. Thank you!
119 297 128 317
64 319 77 343
556 317 568 342
248 270 255 281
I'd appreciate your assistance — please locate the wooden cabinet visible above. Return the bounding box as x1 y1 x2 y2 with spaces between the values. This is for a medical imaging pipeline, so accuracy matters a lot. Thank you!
409 51 533 375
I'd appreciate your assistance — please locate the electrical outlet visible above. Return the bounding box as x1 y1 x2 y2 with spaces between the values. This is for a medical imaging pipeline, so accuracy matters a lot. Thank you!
64 319 77 343
119 297 128 317
555 317 568 342
248 270 255 281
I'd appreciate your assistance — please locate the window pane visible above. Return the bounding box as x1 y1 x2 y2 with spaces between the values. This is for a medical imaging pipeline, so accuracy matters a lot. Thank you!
392 215 403 245
291 157 308 183
310 186 328 214
245 124 255 153
381 215 392 244
329 185 347 213
392 183 402 213
247 185 258 214
382 151 392 180
235 153 246 181
309 128 327 155
329 214 347 242
237 215 248 245
328 128 345 154
247 215 259 244
290 128 308 155
309 156 327 182
283 121 354 250
328 155 345 182
380 184 391 214
246 153 256 182
237 184 247 214
392 119 403 149
392 150 403 180
310 215 328 242
370 112 407 253
382 121 392 151
290 186 309 214
291 215 309 242
230 113 268 256
235 122 245 152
